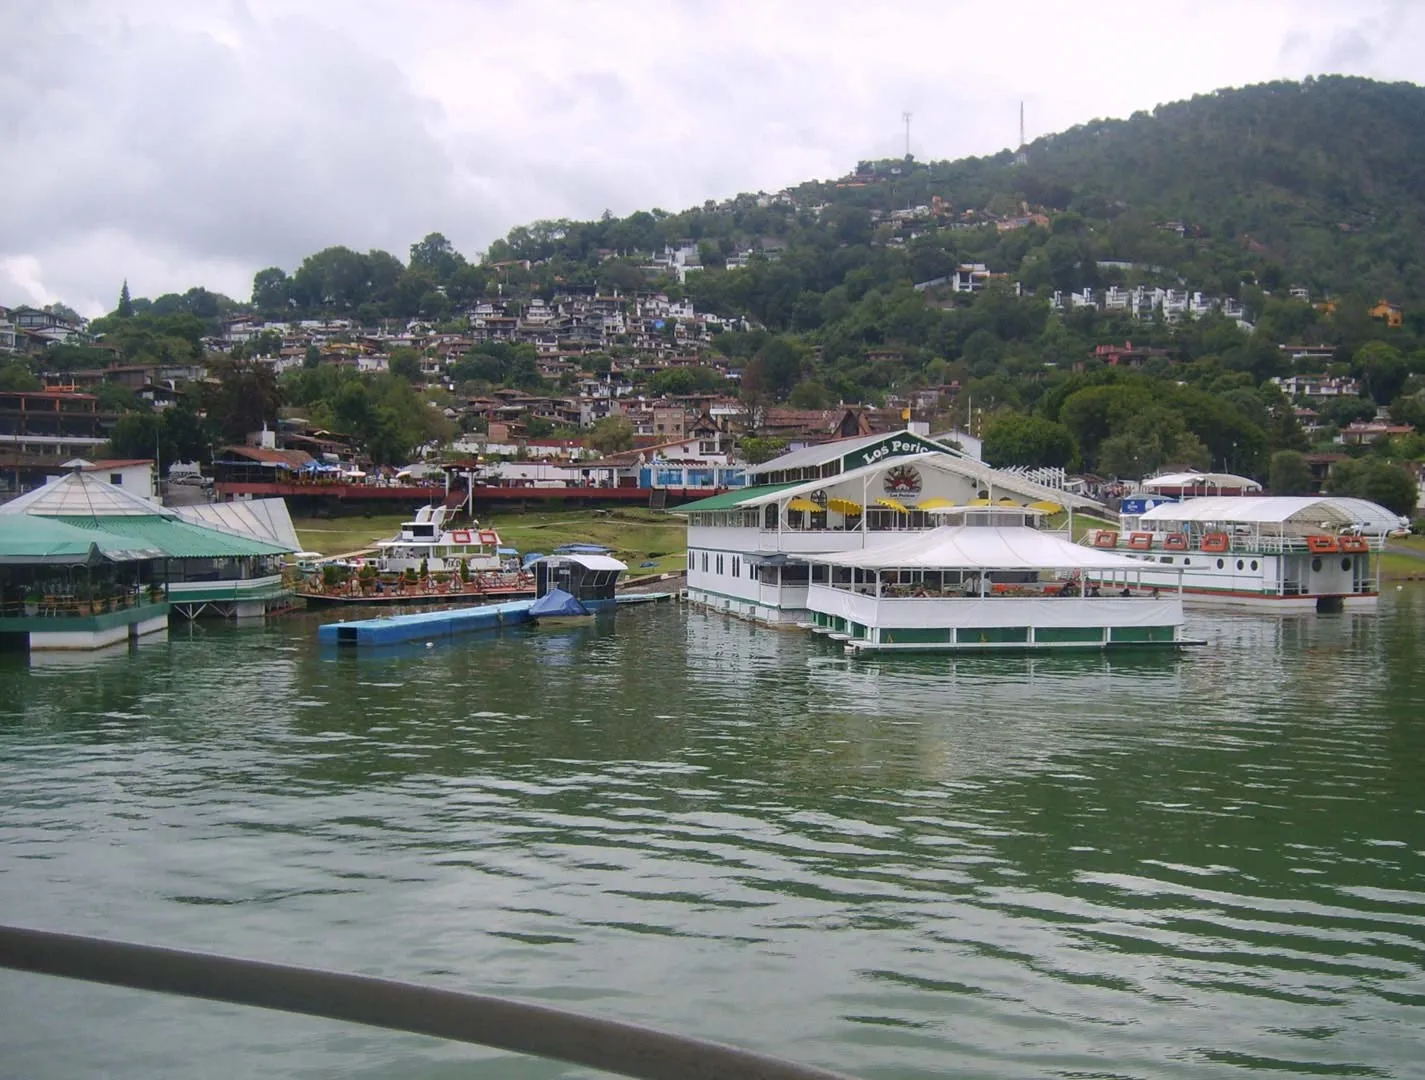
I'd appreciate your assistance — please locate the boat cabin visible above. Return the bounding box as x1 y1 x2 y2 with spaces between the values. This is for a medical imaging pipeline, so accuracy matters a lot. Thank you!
530 553 628 611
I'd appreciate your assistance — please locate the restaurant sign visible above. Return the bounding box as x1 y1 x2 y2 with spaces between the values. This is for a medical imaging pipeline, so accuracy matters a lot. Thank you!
842 432 943 472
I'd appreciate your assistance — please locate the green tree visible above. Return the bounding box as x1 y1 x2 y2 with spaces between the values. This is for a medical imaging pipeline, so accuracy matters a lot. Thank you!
982 413 1078 469
1326 458 1418 517
206 359 283 441
116 280 134 319
0 361 40 392
389 347 422 381
588 415 635 454
1268 450 1314 495
738 436 788 465
1354 342 1410 406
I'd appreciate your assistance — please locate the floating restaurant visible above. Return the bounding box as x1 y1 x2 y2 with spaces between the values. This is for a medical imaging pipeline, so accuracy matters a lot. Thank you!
0 471 295 650
675 429 1110 629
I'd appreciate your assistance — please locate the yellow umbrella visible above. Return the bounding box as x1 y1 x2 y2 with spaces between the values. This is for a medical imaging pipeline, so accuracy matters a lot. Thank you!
914 497 956 511
1027 500 1063 514
827 497 863 515
786 497 822 513
875 497 909 513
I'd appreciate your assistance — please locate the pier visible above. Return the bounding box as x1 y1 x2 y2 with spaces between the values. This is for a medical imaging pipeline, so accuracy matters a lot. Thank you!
317 599 534 646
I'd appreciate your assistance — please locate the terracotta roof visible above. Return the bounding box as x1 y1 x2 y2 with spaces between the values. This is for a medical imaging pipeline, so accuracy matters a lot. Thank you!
82 459 154 470
218 445 315 467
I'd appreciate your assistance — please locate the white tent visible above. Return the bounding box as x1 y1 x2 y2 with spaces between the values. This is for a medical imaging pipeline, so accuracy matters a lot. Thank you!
805 526 1151 571
1138 496 1407 534
173 498 301 552
1142 471 1261 493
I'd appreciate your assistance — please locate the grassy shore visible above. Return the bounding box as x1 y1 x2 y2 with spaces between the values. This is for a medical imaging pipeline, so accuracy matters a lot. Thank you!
293 507 689 576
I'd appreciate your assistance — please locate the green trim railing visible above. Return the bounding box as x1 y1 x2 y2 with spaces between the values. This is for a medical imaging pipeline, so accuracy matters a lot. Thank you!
0 925 858 1080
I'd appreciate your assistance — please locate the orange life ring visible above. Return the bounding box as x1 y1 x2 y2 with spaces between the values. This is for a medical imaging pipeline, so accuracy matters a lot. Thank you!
1200 533 1229 553
1306 534 1339 553
1093 530 1119 548
1163 533 1188 551
478 530 498 545
1127 532 1154 550
450 529 472 544
1338 535 1369 554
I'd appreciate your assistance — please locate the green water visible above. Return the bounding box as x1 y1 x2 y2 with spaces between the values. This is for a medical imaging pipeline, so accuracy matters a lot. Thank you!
1 597 1423 1080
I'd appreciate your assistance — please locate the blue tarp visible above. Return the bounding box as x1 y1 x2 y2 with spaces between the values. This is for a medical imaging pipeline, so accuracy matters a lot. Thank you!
496 547 519 556
554 543 613 554
522 552 546 567
528 588 590 618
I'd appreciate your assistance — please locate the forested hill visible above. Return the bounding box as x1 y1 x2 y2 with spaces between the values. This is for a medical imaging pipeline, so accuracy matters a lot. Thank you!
782 75 1425 303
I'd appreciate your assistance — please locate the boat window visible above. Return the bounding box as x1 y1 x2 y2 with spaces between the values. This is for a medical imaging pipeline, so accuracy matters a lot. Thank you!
812 565 828 583
1159 556 1173 564
1341 557 1351 571
764 504 777 530
1184 558 1192 566
1216 558 1224 569
1311 557 1322 572
1250 560 1258 570
1236 559 1244 570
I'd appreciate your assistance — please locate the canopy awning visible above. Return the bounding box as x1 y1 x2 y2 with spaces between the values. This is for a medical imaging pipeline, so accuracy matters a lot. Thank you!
827 497 863 516
915 497 956 511
875 498 909 513
966 497 992 507
1027 500 1064 514
802 525 1158 572
786 497 822 513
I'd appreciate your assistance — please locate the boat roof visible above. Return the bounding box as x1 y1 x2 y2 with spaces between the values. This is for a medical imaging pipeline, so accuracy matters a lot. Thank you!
1141 471 1262 492
531 553 628 572
1137 496 1408 531
802 526 1151 571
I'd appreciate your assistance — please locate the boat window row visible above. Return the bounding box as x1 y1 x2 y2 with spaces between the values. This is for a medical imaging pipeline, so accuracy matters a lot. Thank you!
815 567 1155 599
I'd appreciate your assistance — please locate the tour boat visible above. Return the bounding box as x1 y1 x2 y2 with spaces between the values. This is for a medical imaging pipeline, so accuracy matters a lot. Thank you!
1083 495 1409 611
797 508 1185 653
374 505 508 575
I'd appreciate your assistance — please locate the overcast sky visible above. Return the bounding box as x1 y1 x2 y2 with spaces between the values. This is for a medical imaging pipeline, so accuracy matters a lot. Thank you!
2 0 1421 317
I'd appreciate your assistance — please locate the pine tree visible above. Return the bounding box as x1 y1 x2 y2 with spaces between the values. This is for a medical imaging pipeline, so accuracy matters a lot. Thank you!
116 280 134 319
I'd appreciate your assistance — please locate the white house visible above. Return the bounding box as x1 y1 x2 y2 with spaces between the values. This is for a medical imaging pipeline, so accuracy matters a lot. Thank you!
50 458 157 502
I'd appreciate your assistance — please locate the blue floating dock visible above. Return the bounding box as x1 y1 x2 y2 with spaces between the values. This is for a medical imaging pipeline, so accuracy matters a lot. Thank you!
317 599 535 646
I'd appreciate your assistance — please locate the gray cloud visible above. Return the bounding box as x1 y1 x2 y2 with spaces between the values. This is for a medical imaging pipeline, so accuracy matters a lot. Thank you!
2 0 1424 315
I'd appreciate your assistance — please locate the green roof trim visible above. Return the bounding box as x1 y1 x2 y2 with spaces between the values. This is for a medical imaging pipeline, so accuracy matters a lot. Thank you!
55 516 292 559
673 482 804 514
0 516 165 565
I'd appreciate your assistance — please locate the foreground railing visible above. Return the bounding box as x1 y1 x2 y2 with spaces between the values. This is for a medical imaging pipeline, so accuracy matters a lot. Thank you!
0 925 857 1080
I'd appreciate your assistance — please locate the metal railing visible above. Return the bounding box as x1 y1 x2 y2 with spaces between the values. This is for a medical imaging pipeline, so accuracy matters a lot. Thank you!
0 925 858 1080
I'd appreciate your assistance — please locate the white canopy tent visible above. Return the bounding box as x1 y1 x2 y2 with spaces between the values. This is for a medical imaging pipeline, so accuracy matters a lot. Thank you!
1137 496 1408 535
1141 471 1262 493
805 526 1153 572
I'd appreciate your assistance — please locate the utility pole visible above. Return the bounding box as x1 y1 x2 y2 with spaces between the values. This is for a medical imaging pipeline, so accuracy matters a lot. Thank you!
902 111 912 159
1016 101 1028 165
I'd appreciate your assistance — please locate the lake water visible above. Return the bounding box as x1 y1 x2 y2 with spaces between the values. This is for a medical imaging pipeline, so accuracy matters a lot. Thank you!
2 596 1423 1080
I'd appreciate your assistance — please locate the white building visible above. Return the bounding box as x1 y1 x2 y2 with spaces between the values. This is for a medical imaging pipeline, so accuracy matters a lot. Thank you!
676 430 1104 625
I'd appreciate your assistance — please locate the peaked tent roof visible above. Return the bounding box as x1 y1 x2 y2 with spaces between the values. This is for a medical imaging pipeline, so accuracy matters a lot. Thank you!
174 499 301 552
803 526 1154 571
0 516 166 565
56 516 293 559
0 471 176 519
1142 472 1262 492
